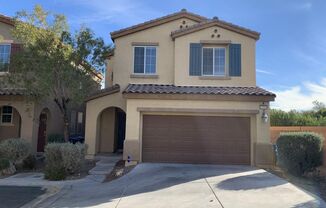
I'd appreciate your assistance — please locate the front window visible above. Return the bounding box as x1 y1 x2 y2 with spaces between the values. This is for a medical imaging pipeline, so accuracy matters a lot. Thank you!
202 47 226 76
0 44 11 72
134 46 156 74
1 106 13 124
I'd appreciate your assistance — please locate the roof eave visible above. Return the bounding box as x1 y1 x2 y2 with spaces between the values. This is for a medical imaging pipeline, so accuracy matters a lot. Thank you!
110 12 206 41
171 21 260 40
123 93 275 102
0 15 14 26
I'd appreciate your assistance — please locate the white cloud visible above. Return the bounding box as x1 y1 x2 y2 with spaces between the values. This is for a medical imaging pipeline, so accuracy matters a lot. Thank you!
68 0 162 26
293 49 323 66
271 78 326 111
256 69 274 75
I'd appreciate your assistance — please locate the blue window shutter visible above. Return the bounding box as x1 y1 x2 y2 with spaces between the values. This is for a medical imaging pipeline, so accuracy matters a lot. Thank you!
229 44 241 76
189 43 202 76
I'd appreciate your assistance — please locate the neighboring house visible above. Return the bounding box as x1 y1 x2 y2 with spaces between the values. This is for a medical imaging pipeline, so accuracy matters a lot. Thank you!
0 14 102 152
85 9 276 166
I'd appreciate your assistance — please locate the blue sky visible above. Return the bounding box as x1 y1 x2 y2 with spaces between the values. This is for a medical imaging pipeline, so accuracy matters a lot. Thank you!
1 0 326 111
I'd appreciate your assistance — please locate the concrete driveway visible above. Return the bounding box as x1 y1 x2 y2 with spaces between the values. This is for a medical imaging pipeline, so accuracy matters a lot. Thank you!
39 163 326 208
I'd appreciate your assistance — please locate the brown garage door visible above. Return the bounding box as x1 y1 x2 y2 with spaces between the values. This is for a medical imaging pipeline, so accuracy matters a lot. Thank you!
142 115 250 165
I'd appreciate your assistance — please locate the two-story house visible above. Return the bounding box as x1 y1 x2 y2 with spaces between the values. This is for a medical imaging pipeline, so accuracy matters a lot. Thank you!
0 14 102 152
85 9 276 167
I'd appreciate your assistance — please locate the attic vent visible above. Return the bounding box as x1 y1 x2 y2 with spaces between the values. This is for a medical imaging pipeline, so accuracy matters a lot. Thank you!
181 8 187 12
211 28 221 39
213 16 219 20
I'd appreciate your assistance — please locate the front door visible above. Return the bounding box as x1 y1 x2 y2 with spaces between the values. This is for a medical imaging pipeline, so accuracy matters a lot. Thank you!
37 113 47 152
116 110 126 151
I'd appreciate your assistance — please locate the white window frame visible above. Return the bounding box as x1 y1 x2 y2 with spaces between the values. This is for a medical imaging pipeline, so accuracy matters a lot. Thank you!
0 44 11 73
0 106 13 125
201 46 226 77
132 46 157 75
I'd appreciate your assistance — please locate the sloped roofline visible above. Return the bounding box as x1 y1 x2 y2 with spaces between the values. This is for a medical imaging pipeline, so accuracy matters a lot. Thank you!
110 9 207 41
171 18 260 40
0 14 14 26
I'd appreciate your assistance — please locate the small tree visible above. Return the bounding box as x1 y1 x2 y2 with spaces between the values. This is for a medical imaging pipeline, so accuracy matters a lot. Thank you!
312 100 326 112
3 5 112 140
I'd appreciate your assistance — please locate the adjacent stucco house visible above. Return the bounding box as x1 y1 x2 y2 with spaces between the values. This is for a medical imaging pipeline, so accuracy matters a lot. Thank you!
0 14 102 152
85 9 276 166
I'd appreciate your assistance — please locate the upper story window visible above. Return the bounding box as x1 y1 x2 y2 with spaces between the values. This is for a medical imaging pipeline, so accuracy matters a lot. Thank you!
134 46 156 74
202 47 226 76
0 44 11 73
1 106 13 124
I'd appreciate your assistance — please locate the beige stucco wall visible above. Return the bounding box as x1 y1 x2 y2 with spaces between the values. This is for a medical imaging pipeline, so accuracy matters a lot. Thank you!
0 96 64 152
108 18 256 89
174 26 256 86
98 107 116 153
105 56 114 88
85 92 125 156
0 97 36 148
0 107 21 140
0 22 16 42
111 18 198 90
122 98 272 166
34 99 64 139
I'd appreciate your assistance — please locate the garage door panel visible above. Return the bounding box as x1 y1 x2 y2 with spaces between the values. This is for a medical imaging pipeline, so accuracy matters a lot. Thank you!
142 115 250 165
143 143 250 153
143 152 250 165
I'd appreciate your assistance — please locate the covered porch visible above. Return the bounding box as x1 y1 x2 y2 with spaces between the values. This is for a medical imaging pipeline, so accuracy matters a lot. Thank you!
85 85 126 158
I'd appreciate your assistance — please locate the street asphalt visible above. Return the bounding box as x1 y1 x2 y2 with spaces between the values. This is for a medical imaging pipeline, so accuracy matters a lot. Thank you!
0 185 45 208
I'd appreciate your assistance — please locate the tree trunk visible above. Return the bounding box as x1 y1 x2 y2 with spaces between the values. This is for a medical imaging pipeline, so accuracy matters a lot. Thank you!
63 112 70 142
54 97 70 142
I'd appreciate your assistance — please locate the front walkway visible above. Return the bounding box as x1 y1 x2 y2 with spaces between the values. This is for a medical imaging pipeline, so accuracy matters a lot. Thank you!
0 155 121 207
36 163 326 208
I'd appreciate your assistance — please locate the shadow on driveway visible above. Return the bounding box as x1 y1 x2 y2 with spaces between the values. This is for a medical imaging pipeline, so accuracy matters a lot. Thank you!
216 172 286 190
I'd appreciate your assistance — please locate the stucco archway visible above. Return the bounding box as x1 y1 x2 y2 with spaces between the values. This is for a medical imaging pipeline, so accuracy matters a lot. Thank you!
37 108 51 152
96 106 126 154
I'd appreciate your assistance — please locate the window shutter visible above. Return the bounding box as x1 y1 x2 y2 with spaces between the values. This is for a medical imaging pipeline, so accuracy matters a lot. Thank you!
10 43 23 55
189 43 202 76
9 43 23 73
229 44 241 76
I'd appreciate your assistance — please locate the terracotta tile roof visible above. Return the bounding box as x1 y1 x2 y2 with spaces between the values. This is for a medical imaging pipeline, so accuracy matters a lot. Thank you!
123 84 275 97
0 88 33 96
85 84 120 102
171 18 260 40
110 9 207 40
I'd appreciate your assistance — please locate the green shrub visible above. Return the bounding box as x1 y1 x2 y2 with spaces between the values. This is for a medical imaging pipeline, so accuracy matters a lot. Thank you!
0 158 10 170
0 138 31 164
44 163 66 180
47 134 65 143
44 143 87 180
22 155 36 170
61 143 87 174
270 109 326 126
44 143 67 180
276 132 324 175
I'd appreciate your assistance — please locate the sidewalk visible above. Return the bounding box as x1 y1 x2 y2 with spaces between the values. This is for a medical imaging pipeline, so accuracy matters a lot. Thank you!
0 154 122 207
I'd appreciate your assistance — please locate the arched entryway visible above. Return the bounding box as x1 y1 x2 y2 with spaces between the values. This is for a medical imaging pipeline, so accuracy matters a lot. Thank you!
97 107 126 154
0 105 22 141
37 108 50 152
